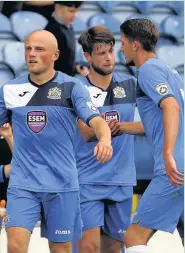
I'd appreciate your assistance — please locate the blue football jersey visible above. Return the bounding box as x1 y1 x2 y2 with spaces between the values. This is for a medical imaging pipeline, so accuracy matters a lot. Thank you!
137 58 184 175
75 73 137 186
0 71 100 192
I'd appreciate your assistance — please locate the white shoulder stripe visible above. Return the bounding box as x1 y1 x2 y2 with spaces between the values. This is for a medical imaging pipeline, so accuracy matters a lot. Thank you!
4 83 38 109
85 86 107 107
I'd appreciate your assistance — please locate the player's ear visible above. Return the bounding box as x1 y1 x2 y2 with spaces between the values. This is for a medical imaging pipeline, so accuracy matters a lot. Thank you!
132 41 140 52
84 52 91 63
53 50 60 61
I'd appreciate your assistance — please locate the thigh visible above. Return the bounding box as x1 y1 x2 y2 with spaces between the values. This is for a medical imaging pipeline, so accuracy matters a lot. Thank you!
132 174 184 233
41 191 81 243
79 227 101 253
103 187 133 242
5 187 41 232
7 227 31 253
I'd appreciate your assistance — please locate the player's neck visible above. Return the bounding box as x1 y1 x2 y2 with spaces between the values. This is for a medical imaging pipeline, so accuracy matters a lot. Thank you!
29 69 56 85
135 52 156 69
88 71 112 91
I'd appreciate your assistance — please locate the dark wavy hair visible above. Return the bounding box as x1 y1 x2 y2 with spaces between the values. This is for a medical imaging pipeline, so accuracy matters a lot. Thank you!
120 18 159 52
78 26 115 55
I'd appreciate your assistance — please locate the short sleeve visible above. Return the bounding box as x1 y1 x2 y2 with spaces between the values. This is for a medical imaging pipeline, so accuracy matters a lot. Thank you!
0 86 8 125
71 79 100 125
138 63 175 107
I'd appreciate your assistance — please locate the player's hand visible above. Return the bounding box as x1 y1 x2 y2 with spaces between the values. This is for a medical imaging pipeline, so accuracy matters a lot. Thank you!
94 141 113 163
107 119 121 137
164 154 184 187
76 64 89 76
4 164 11 179
0 123 12 139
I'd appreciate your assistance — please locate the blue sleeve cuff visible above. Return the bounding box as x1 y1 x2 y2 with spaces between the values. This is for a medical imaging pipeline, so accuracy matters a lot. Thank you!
158 94 175 108
86 114 100 127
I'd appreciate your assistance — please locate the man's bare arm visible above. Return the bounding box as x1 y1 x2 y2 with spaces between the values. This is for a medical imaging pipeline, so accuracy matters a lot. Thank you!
160 97 183 186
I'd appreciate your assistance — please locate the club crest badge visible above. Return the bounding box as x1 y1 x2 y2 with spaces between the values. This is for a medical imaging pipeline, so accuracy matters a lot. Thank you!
113 86 126 98
47 87 62 99
156 83 169 95
86 102 99 113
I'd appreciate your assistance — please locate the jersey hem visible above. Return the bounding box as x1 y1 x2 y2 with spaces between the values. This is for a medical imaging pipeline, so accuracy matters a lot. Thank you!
8 185 79 192
78 181 136 186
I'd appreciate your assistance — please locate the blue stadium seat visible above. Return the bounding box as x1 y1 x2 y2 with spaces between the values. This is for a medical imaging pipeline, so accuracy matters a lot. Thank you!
114 63 133 76
97 1 121 13
167 1 184 15
134 1 174 14
88 13 121 34
77 2 101 23
125 13 165 33
16 65 29 77
73 16 87 34
132 2 171 33
118 50 126 65
111 1 140 23
161 15 184 42
156 38 175 48
114 41 122 64
3 42 26 74
0 13 18 58
147 13 169 33
177 65 184 82
0 13 12 33
10 11 48 41
0 62 15 86
156 45 184 70
75 48 89 68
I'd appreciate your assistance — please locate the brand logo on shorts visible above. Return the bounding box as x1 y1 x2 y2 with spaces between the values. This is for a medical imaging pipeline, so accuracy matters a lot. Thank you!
3 213 10 225
118 229 126 234
113 86 126 98
55 230 71 235
104 110 120 122
156 83 169 95
47 87 62 99
27 111 47 134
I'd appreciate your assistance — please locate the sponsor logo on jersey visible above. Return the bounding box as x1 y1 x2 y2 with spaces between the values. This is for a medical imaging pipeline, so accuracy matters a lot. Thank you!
86 102 99 113
19 91 30 97
55 230 71 235
47 87 62 99
27 111 47 133
113 86 126 98
104 110 120 122
93 93 102 98
156 83 169 95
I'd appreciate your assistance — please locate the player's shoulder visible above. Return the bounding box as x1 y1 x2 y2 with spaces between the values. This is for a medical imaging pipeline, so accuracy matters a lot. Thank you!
139 58 167 74
112 72 137 84
3 74 29 86
56 71 84 89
